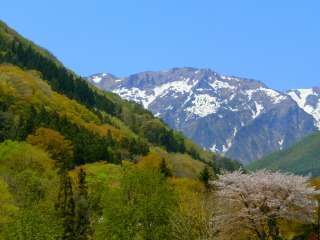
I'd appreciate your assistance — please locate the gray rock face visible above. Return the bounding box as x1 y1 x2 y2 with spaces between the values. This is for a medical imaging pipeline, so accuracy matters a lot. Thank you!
87 68 319 164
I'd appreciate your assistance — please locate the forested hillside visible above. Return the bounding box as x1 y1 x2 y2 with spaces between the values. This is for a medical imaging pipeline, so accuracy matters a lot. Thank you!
248 132 320 175
0 20 240 166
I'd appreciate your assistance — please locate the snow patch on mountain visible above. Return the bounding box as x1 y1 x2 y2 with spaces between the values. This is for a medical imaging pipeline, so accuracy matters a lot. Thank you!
209 80 235 90
245 87 286 103
278 139 284 150
153 78 195 97
210 144 218 152
113 78 197 108
92 76 102 83
221 75 240 81
221 127 238 153
113 87 151 108
252 102 264 119
185 94 220 118
288 89 320 129
262 88 287 104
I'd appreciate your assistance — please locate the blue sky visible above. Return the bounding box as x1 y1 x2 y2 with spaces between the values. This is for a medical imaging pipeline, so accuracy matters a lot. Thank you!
2 0 319 90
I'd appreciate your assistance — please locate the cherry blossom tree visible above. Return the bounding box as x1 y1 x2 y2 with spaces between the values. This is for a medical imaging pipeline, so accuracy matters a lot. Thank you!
212 170 318 240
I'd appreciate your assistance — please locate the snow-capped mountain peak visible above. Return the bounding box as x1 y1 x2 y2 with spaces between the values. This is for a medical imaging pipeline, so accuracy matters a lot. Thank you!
87 68 319 164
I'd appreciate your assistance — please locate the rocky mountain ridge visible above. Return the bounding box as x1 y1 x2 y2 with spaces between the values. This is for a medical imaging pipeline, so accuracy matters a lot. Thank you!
87 68 319 164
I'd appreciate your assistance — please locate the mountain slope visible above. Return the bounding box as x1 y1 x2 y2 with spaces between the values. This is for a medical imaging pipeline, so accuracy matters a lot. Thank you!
0 64 149 165
0 20 241 171
248 132 320 176
87 68 318 163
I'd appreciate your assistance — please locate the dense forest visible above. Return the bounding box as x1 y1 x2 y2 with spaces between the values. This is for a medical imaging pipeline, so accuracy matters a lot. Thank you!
0 20 319 240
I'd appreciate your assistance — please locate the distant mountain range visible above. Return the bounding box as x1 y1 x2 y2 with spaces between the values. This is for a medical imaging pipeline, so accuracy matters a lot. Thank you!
87 68 320 164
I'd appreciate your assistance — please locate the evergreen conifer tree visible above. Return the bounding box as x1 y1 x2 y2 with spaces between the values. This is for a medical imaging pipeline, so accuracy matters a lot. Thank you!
199 166 210 188
159 158 172 178
56 173 76 240
76 168 91 240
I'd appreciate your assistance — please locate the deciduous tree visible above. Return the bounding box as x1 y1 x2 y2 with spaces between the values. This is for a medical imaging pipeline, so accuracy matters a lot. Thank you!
213 170 317 240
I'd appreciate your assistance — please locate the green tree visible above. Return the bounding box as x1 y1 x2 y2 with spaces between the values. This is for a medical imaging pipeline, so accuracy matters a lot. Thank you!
159 158 172 178
27 127 74 170
56 173 76 240
199 166 210 188
96 167 176 240
75 168 92 240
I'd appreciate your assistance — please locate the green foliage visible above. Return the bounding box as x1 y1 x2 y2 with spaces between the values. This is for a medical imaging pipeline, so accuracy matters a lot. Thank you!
71 163 122 221
0 65 150 166
0 178 18 229
0 140 55 183
169 178 216 239
0 140 63 239
27 127 74 169
138 147 210 179
248 132 320 175
3 206 63 240
96 167 176 240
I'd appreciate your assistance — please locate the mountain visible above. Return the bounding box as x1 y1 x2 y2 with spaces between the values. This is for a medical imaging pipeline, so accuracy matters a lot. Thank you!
248 131 320 175
87 68 319 164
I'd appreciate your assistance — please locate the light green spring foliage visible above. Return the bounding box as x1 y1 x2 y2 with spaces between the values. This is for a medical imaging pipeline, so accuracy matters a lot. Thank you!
71 162 122 223
95 165 176 240
3 207 62 240
0 141 63 239
0 141 57 204
0 179 18 227
137 147 211 179
0 140 314 239
0 141 215 240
